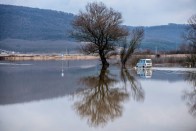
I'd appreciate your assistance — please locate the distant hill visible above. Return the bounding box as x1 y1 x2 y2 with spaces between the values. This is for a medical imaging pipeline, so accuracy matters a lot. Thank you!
0 4 74 40
0 4 187 52
0 39 80 54
127 24 187 51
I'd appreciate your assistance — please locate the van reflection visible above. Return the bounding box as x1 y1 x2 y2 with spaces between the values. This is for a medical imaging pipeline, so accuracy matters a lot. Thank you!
136 68 152 78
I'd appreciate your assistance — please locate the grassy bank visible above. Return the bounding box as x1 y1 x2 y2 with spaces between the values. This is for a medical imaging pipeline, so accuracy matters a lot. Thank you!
0 53 193 67
127 54 190 67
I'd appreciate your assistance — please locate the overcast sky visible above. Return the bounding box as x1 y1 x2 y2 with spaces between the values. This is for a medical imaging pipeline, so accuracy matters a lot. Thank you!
0 0 195 26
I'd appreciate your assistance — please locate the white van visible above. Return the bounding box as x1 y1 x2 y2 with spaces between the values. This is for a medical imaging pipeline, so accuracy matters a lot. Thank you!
136 59 152 68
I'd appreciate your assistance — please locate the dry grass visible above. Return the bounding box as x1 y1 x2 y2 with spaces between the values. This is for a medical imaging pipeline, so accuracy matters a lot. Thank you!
0 54 99 61
125 54 190 67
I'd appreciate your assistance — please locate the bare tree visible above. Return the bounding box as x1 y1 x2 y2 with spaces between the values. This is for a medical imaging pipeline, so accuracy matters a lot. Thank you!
184 14 196 67
72 2 128 69
187 14 196 51
120 28 144 68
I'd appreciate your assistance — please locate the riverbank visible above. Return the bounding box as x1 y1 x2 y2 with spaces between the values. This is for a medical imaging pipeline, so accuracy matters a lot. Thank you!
0 53 189 61
0 54 99 61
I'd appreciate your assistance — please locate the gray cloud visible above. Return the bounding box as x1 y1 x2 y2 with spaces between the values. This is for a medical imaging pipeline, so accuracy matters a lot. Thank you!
0 0 195 26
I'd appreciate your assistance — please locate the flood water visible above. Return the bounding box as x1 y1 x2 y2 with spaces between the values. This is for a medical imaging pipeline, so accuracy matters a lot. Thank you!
0 60 196 131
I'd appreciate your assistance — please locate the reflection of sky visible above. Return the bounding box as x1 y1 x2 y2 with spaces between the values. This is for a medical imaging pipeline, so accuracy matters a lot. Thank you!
0 78 196 131
108 80 196 131
0 60 98 105
0 61 196 130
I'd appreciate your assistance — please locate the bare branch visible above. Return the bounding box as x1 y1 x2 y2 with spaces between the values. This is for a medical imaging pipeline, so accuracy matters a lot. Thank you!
184 14 196 67
72 2 128 68
120 28 144 68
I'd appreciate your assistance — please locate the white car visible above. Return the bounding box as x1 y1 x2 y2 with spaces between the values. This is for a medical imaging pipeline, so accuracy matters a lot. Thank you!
136 59 152 68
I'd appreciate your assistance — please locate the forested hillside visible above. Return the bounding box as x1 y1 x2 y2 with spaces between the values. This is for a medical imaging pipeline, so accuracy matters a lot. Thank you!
0 4 187 52
0 4 74 40
127 23 186 50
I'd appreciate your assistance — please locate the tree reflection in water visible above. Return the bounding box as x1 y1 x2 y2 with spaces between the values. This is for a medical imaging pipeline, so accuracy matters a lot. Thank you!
73 67 144 127
120 68 144 101
182 71 196 117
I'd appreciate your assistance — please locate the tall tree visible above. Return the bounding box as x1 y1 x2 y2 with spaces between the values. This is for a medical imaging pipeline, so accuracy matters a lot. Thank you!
184 14 196 67
120 28 144 68
72 2 128 69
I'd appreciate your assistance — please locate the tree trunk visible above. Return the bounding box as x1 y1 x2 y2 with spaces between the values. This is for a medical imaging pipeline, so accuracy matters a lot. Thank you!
99 51 109 69
122 63 126 69
121 60 126 69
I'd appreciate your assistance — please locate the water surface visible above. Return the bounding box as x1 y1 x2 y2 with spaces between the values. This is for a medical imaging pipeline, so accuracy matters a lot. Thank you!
0 60 195 131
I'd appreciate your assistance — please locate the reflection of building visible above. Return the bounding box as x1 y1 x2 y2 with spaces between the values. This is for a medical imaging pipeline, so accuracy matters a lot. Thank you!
136 68 152 78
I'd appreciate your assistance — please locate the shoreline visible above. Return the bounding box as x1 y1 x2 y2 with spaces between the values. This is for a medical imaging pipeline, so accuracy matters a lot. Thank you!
0 53 188 61
0 54 99 61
